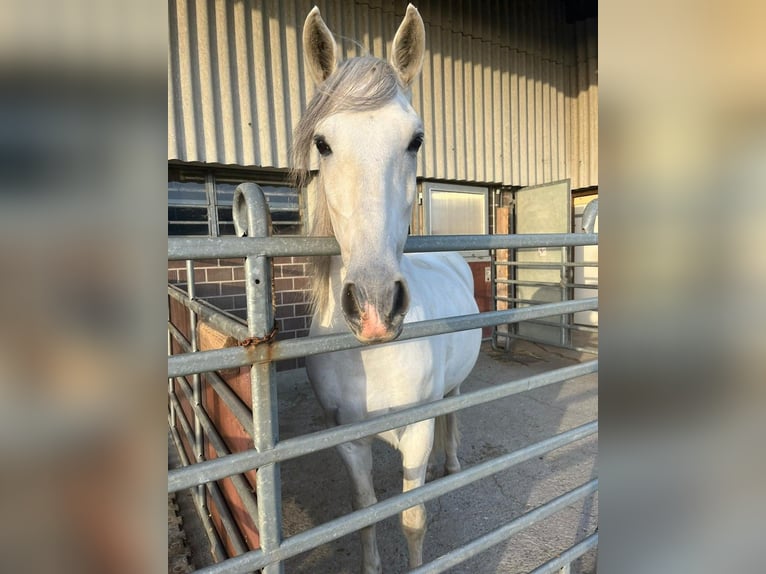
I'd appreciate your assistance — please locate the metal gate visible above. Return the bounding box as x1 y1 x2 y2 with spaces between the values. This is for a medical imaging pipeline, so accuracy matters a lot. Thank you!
168 184 599 574
493 185 599 355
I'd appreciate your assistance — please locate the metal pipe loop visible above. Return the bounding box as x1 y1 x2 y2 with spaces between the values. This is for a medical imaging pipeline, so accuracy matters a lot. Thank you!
233 182 271 238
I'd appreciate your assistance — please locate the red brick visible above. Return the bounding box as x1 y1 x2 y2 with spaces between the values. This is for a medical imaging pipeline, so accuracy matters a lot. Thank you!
282 317 306 331
206 267 234 282
280 291 307 304
221 282 246 295
274 278 293 292
195 283 222 297
276 264 305 278
293 277 310 290
294 303 312 317
275 304 294 319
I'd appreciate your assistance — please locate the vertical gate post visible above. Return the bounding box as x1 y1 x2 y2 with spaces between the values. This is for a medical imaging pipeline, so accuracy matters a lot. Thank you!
560 247 570 348
234 183 284 574
186 258 206 512
168 296 176 429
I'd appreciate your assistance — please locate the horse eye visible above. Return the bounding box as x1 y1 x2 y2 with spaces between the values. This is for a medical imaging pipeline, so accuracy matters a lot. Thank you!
314 136 332 157
407 134 424 154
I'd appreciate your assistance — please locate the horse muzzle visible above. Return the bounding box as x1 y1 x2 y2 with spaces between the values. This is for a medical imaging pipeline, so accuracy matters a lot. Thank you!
340 278 410 343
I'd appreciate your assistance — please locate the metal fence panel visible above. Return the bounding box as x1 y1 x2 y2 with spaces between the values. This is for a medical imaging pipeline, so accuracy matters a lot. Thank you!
167 184 598 573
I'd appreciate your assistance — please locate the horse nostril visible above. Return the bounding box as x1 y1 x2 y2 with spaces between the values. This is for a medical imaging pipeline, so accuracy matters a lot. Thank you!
391 280 410 319
341 283 361 320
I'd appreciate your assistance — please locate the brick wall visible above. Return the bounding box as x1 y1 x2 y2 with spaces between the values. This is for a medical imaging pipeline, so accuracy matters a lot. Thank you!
168 257 312 371
168 259 247 312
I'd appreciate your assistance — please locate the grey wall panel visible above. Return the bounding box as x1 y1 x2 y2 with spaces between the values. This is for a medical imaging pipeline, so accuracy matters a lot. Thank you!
169 0 598 189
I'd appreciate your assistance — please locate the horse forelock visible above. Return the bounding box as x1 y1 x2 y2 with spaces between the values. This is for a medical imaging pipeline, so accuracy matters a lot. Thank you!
291 56 403 311
292 56 401 185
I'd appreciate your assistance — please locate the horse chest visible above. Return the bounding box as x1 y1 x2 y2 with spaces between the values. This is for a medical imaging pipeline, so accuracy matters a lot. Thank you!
306 340 440 418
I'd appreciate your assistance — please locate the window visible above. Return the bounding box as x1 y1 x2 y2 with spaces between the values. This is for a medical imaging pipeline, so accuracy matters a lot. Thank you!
168 166 302 236
168 171 209 235
423 182 489 259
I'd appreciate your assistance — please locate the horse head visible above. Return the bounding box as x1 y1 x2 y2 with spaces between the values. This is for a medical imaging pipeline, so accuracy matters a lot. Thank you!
301 5 426 343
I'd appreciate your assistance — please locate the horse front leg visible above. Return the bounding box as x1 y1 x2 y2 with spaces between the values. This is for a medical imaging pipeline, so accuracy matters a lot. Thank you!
399 419 435 569
336 438 381 574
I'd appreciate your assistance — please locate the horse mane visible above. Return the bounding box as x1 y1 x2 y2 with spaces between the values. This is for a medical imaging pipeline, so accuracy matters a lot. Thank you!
291 56 402 311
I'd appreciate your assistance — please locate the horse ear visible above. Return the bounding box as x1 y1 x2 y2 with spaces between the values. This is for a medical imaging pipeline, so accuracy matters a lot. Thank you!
303 6 337 84
390 4 425 88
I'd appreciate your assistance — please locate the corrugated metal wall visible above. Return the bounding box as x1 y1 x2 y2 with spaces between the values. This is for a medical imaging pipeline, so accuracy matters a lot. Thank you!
168 0 597 189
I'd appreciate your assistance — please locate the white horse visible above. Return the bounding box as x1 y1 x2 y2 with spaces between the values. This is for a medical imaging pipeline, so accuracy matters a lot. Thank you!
295 5 481 572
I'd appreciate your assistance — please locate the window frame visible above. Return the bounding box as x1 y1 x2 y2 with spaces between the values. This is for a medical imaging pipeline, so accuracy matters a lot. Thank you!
422 181 490 260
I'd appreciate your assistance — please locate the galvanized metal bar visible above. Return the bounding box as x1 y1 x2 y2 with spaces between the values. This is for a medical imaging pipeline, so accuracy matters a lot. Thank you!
494 320 599 333
410 480 599 574
527 533 598 574
203 479 250 559
496 296 576 306
167 321 191 350
200 368 254 439
173 377 260 526
495 278 598 290
186 259 206 510
273 298 598 362
168 298 598 379
168 233 598 260
169 359 597 493
169 423 227 562
169 283 249 341
191 422 598 574
499 331 599 355
169 380 195 461
235 183 283 574
168 321 254 438
170 394 249 557
561 246 569 347
495 260 598 268
168 296 176 429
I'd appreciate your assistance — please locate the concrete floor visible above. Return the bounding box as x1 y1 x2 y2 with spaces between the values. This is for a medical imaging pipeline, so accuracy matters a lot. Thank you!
173 339 598 573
